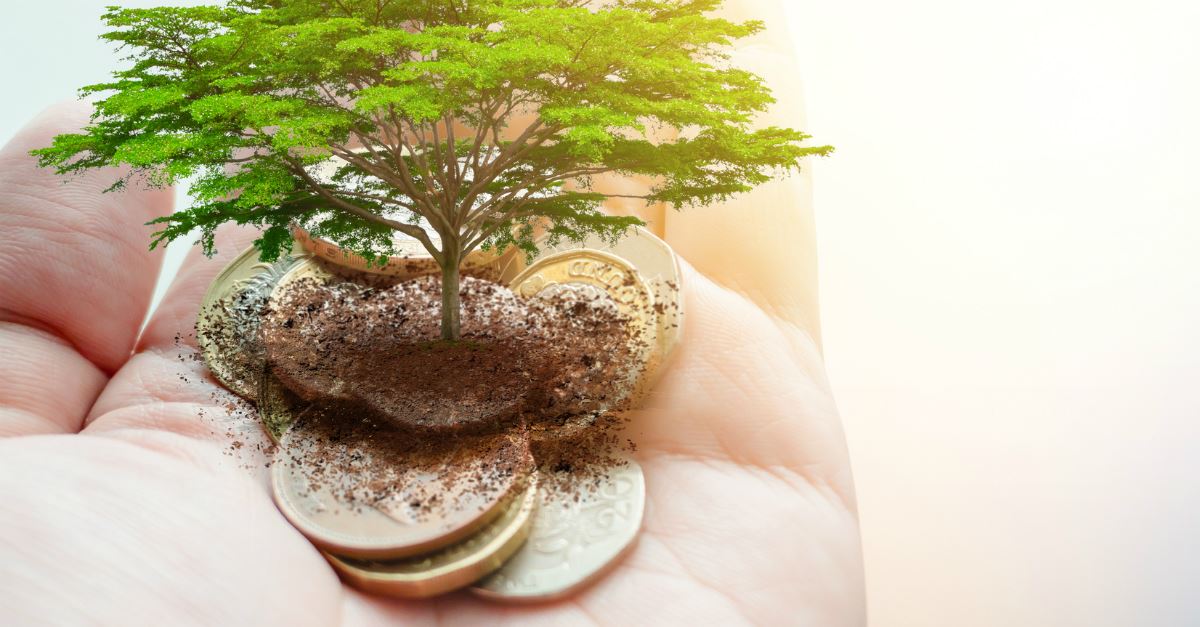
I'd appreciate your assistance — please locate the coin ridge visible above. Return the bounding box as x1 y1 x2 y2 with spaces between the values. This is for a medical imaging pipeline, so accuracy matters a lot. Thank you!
255 369 306 444
323 471 540 599
197 243 310 400
270 427 534 560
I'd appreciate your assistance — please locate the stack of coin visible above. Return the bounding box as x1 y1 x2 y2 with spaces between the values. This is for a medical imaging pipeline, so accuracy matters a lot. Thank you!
197 241 313 402
271 401 542 598
509 228 685 401
291 224 520 282
197 225 681 601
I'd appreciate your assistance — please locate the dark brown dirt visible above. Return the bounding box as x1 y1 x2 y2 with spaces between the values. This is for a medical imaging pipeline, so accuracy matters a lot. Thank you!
274 396 636 521
280 400 533 522
201 262 683 520
262 274 641 435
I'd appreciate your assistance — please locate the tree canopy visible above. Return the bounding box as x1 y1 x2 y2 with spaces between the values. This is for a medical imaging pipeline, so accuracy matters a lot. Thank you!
34 0 831 339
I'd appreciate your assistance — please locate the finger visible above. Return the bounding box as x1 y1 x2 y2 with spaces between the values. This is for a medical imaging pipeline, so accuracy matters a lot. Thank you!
0 101 173 436
0 435 342 626
662 9 824 338
137 223 262 353
84 223 262 437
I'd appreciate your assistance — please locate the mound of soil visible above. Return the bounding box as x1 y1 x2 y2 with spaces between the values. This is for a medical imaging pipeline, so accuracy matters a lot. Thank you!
280 401 534 523
262 275 640 434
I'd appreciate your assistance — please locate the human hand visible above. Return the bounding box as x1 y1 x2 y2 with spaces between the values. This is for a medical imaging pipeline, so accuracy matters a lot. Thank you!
0 2 864 624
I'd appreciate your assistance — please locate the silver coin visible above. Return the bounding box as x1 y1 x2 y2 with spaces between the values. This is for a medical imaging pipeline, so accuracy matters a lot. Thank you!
197 242 310 400
525 227 684 387
471 457 645 602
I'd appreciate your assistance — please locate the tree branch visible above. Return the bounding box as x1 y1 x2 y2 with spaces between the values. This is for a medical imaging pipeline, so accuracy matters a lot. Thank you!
284 156 444 264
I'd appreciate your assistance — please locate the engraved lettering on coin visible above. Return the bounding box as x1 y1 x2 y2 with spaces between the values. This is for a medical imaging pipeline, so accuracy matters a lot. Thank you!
566 258 643 305
509 249 657 405
530 227 684 391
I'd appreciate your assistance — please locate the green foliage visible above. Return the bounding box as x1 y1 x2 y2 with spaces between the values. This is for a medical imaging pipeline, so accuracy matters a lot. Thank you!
34 0 831 271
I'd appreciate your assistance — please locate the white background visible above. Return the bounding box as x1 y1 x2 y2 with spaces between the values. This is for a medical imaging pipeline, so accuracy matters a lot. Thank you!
3 1 1199 625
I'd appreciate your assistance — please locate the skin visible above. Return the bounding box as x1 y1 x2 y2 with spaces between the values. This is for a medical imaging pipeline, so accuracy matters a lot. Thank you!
0 2 864 624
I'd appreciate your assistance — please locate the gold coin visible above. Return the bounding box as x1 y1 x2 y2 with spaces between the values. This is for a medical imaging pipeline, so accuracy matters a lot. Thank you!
292 224 519 281
260 259 345 415
471 458 645 602
532 227 684 386
269 256 336 297
271 415 535 560
255 368 307 444
508 249 658 406
197 243 311 400
325 471 540 599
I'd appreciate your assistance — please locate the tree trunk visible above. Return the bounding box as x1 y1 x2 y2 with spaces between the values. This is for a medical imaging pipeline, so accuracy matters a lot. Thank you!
440 250 462 341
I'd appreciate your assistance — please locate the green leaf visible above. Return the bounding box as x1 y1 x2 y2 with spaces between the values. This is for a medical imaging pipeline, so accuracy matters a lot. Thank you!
33 0 830 273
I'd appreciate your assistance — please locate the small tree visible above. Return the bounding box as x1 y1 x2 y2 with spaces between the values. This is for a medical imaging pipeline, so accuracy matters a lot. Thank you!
35 0 831 341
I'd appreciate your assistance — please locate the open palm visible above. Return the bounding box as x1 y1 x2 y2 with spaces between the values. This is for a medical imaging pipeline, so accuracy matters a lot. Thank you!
0 4 864 624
